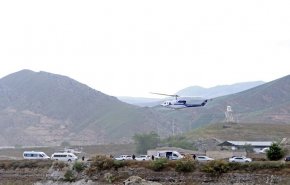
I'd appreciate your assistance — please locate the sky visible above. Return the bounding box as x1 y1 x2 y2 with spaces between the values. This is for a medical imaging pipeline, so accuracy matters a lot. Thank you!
0 0 290 98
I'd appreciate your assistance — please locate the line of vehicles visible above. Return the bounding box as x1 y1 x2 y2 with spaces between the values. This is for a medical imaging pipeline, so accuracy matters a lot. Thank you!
114 150 254 163
23 151 78 162
23 150 290 163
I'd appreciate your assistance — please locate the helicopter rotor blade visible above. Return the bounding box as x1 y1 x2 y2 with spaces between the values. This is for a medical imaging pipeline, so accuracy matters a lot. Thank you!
150 92 179 97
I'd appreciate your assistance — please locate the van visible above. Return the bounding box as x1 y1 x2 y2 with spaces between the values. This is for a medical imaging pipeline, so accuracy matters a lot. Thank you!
23 151 50 160
51 152 78 162
155 151 183 160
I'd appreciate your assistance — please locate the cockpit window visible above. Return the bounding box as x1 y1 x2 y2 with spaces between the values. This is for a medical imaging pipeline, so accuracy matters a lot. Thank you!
178 100 186 104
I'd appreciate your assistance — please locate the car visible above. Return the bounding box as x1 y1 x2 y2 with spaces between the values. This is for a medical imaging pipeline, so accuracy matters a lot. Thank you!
229 156 252 163
135 155 151 161
115 155 133 161
258 147 269 154
196 156 214 162
284 156 290 161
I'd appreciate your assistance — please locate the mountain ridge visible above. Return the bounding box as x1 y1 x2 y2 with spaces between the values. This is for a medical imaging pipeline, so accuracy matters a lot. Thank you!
0 70 173 146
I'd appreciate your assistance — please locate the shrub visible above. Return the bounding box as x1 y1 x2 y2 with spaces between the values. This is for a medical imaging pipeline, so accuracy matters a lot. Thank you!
175 158 196 172
52 161 67 170
201 160 229 176
73 161 85 172
104 172 115 183
149 158 168 171
113 160 127 170
90 155 114 171
64 169 76 182
267 143 284 161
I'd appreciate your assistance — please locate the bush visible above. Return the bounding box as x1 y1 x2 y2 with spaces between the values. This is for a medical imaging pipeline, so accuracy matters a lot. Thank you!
175 158 196 172
52 161 67 170
267 143 284 161
113 160 127 170
73 161 85 172
149 158 168 171
90 155 114 171
64 169 76 182
201 160 229 176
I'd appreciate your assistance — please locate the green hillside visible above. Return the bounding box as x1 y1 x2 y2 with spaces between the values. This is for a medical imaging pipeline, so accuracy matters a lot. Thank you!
0 70 174 146
185 122 290 142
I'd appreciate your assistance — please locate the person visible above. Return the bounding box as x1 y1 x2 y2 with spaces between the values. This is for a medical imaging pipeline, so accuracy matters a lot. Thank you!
132 154 136 160
151 155 155 161
193 154 196 160
82 156 85 161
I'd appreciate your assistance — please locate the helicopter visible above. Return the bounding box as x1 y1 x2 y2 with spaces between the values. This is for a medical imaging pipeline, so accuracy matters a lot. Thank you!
151 92 210 109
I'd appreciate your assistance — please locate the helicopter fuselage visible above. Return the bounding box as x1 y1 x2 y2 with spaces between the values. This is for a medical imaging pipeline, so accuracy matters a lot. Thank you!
161 99 208 109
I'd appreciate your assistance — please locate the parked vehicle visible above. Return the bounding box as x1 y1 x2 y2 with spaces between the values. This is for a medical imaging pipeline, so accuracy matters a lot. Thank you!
115 155 133 161
229 156 252 163
285 156 290 161
155 151 183 160
51 152 78 162
258 147 269 154
23 151 50 160
135 155 151 161
196 156 214 162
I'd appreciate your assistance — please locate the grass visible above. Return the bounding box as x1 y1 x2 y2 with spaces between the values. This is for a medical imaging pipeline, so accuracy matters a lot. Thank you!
185 122 290 142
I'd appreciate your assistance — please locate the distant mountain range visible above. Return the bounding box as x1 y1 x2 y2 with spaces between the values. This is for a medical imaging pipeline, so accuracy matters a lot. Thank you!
117 81 265 106
176 81 265 98
0 69 289 147
179 74 290 128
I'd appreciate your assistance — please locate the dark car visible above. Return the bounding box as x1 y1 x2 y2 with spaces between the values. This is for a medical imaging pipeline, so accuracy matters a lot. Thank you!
285 156 290 161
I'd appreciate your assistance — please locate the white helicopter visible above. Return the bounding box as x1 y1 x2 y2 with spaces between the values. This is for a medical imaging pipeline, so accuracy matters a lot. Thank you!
151 92 210 109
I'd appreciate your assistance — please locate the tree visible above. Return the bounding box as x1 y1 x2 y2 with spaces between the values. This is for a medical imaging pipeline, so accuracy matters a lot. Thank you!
267 143 284 161
133 132 160 154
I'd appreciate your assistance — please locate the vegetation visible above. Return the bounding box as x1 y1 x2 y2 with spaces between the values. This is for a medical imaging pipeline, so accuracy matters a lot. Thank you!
244 144 254 153
267 143 285 161
64 170 76 182
175 158 196 172
90 155 114 171
73 161 85 172
149 158 168 171
162 135 196 150
201 160 229 176
52 161 67 170
0 160 52 170
133 131 160 154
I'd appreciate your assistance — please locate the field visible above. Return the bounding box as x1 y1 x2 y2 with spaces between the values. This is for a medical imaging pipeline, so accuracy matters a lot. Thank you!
186 122 290 142
0 144 136 160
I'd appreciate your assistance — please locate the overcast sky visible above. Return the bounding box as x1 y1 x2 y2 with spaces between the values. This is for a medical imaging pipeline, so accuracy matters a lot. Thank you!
0 0 290 97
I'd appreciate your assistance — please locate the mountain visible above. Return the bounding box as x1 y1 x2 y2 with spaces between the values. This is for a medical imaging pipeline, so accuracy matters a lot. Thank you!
176 81 265 98
0 70 175 146
118 81 264 106
179 75 290 128
117 96 162 107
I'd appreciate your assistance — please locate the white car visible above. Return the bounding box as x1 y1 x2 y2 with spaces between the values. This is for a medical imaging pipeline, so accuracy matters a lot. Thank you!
115 155 133 161
135 155 151 161
229 156 252 163
196 156 214 162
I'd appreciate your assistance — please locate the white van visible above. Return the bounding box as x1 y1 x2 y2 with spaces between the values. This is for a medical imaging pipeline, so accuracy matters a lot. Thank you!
51 152 78 162
155 151 183 160
23 151 50 160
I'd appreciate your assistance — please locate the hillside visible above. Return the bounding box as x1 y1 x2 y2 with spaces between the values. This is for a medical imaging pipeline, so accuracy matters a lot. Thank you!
1 70 290 147
176 75 290 129
185 122 290 142
118 81 264 106
176 81 265 98
0 70 175 146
